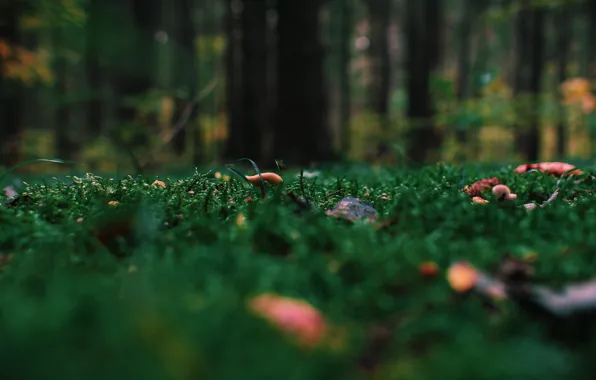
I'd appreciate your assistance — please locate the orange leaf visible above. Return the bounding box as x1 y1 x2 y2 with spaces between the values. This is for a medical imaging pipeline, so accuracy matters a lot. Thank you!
419 261 439 277
0 41 10 57
447 262 478 292
248 293 328 348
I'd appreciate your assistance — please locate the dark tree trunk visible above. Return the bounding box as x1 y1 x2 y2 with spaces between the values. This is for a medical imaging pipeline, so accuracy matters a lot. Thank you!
167 0 199 157
405 0 443 164
338 0 352 155
262 0 277 161
513 3 544 162
240 0 267 159
274 0 334 166
111 0 159 146
555 9 570 159
224 0 244 161
455 0 473 147
367 0 390 127
427 0 443 70
86 0 103 141
54 28 73 160
0 2 21 167
588 1 596 80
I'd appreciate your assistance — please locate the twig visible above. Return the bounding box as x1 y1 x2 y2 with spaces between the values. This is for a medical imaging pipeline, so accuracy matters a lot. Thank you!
157 77 219 147
540 188 560 208
141 78 219 167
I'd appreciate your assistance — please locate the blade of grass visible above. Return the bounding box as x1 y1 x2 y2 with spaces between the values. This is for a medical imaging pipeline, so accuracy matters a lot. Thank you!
225 165 252 185
0 158 77 184
274 159 286 173
238 158 266 199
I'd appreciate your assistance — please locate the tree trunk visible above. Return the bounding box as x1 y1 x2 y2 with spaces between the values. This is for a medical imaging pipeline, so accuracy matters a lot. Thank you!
166 0 199 157
405 0 443 164
54 28 73 160
337 0 352 154
555 8 570 159
240 0 268 159
367 0 391 154
112 0 159 147
588 1 596 80
0 2 21 167
86 0 103 141
513 3 544 162
455 0 472 147
274 0 334 166
224 0 244 161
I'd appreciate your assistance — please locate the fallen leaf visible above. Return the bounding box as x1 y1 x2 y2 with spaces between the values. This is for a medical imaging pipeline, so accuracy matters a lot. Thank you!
447 262 478 292
236 213 246 227
152 180 166 189
419 261 439 277
472 196 489 204
248 293 328 348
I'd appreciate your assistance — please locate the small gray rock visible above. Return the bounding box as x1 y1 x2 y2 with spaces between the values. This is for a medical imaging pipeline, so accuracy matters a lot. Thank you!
326 197 378 222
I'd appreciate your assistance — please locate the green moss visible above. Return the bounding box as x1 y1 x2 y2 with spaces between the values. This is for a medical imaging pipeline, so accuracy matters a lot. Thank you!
1 164 596 379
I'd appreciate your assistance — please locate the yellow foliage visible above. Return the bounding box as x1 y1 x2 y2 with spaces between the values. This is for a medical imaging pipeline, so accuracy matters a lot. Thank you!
481 76 512 98
20 16 43 29
348 112 382 161
195 35 226 55
201 114 228 144
477 126 515 162
561 77 594 114
159 96 175 131
0 40 53 85
77 138 122 173
20 0 86 30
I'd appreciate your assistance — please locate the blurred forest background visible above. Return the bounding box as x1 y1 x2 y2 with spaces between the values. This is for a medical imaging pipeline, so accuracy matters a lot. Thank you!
0 0 595 173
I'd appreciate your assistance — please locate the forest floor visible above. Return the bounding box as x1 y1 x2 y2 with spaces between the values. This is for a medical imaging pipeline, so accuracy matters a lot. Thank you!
2 162 596 379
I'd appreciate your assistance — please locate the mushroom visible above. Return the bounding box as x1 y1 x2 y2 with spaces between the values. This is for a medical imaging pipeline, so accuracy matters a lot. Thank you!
492 184 517 201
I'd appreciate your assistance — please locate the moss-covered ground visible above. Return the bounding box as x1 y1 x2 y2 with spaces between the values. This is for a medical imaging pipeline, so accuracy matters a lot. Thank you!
2 163 596 379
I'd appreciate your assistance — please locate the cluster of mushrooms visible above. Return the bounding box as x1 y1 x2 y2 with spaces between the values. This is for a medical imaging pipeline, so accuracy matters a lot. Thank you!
464 161 582 211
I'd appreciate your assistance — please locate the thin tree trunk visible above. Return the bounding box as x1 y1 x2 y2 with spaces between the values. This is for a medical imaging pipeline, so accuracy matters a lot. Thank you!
367 0 391 156
86 0 103 142
513 3 544 162
262 0 277 161
338 0 352 155
455 0 472 148
555 9 570 159
588 1 596 80
167 0 198 157
240 0 267 160
54 28 73 160
0 2 21 167
110 0 159 149
405 0 443 164
274 0 334 165
224 0 244 161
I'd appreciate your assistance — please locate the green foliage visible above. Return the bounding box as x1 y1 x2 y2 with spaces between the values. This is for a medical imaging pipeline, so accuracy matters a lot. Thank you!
2 164 596 378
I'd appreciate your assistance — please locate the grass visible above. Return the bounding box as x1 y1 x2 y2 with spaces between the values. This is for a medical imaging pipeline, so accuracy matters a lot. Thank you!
2 162 596 379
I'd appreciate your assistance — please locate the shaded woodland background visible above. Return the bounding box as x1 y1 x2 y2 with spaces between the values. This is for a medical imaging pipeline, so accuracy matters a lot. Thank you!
0 0 595 173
